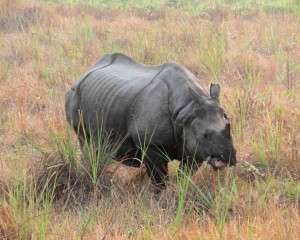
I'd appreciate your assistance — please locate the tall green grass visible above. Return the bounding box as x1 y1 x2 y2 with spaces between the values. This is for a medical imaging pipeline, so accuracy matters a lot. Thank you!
214 171 237 238
80 125 122 186
6 170 55 239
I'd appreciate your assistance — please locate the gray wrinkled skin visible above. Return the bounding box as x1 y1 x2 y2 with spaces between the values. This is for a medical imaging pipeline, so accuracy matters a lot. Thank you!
66 53 237 188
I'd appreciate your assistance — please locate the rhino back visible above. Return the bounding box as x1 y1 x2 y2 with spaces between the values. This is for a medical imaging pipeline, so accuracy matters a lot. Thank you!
75 53 164 137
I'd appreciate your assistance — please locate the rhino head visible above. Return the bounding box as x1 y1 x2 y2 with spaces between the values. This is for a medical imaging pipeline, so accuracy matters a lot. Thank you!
176 83 237 170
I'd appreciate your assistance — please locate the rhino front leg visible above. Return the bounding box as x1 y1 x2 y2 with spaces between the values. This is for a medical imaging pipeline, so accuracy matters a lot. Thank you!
144 146 168 188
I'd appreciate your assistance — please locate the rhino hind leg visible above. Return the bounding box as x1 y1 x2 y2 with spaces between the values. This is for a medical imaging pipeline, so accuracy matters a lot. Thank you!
144 146 168 188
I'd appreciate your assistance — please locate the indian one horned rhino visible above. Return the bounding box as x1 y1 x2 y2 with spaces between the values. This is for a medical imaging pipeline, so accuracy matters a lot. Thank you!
65 53 237 188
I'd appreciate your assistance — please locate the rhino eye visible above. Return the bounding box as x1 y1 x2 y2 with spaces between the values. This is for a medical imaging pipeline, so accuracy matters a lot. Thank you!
203 131 212 140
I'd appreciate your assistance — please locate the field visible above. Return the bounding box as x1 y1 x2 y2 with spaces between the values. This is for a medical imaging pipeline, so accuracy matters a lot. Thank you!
0 0 300 239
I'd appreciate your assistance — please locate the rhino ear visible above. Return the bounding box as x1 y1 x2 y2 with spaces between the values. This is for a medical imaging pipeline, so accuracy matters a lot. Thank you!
210 83 220 102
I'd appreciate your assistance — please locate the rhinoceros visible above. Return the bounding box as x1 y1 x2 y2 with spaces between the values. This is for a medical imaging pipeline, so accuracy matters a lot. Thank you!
66 53 236 188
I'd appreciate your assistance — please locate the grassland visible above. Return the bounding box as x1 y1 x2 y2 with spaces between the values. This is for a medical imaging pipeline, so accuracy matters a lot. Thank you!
0 0 300 239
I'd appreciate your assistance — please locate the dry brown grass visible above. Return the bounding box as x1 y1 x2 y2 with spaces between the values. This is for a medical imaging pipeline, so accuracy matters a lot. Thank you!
0 0 299 239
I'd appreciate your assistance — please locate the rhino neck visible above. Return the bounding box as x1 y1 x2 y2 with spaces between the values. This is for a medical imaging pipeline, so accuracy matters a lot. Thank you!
162 63 208 122
160 63 209 145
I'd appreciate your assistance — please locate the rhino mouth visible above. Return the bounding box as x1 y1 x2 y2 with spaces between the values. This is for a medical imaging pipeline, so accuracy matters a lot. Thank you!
207 156 227 170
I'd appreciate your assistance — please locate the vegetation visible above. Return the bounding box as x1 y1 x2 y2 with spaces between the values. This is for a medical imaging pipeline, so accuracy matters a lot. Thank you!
0 0 299 239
